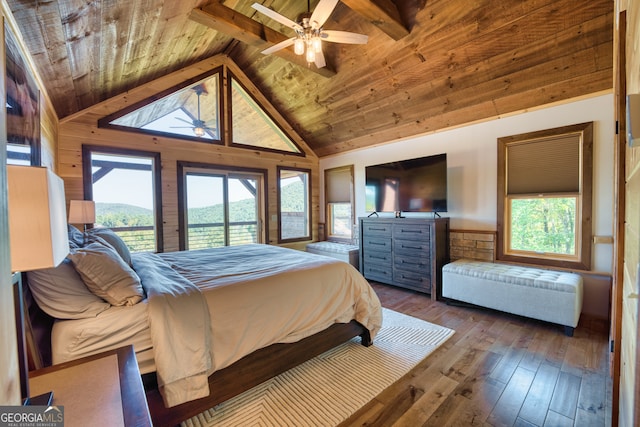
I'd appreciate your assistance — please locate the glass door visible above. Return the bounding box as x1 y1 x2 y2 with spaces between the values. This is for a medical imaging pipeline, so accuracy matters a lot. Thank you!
184 168 263 250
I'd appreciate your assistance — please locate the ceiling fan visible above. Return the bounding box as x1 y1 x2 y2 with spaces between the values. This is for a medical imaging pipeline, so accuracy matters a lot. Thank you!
170 84 216 137
252 0 368 68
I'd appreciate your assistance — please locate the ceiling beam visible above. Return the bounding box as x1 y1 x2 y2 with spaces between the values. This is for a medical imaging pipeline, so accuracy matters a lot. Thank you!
189 3 336 77
341 0 409 40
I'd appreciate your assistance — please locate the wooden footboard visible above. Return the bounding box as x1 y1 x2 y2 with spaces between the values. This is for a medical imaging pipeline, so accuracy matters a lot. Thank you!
145 320 370 427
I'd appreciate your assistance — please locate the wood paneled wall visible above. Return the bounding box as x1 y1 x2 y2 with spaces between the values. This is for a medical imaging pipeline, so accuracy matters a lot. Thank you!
618 0 640 425
0 1 59 403
58 55 319 252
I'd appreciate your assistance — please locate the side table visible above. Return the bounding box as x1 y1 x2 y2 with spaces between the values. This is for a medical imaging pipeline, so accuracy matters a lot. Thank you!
29 345 152 427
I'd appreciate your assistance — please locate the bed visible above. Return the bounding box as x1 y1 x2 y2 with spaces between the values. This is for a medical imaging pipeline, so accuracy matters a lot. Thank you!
22 227 382 426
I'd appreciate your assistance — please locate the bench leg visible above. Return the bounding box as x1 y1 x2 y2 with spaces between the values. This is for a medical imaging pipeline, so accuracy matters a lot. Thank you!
563 326 574 337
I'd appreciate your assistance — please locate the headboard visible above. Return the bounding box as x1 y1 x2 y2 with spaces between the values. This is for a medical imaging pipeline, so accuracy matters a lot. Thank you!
16 274 54 371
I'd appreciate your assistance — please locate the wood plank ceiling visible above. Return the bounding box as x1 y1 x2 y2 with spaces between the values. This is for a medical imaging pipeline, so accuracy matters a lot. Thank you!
9 0 613 157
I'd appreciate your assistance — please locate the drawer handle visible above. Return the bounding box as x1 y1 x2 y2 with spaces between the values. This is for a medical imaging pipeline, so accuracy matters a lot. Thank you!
370 227 388 232
370 242 387 246
400 229 423 234
370 255 387 260
402 245 423 250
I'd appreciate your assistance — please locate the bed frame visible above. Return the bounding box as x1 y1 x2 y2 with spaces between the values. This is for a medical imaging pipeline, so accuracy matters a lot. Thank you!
18 276 372 426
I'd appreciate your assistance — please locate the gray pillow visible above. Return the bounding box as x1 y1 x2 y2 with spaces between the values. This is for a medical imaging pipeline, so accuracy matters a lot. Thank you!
68 240 144 306
26 259 111 319
67 224 85 249
86 227 132 266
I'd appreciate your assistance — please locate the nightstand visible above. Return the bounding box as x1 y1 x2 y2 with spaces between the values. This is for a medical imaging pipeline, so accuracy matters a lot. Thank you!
28 345 152 427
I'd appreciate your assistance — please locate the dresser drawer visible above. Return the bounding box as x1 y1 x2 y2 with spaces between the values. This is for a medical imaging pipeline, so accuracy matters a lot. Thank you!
363 249 393 264
361 222 392 237
394 238 430 257
394 254 430 273
362 236 392 252
363 263 393 283
393 269 432 292
392 223 431 241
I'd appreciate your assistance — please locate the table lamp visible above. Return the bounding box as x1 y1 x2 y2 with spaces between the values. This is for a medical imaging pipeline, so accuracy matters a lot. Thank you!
7 165 70 405
67 200 95 232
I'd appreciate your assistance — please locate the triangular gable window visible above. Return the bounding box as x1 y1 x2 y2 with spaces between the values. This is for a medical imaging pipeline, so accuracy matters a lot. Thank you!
99 64 305 157
99 69 223 143
229 76 301 155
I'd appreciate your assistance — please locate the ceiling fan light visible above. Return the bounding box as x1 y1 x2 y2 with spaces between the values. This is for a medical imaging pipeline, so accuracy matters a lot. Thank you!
294 38 305 55
193 127 205 137
312 36 322 53
306 47 316 63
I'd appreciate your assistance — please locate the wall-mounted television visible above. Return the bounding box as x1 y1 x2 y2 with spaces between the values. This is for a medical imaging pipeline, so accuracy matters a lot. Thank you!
365 153 448 213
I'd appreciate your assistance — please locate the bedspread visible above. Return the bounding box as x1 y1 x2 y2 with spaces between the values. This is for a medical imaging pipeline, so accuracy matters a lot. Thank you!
132 252 213 407
157 244 382 369
58 244 382 408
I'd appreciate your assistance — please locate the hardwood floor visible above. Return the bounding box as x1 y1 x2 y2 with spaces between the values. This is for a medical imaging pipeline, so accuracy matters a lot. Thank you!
340 283 612 427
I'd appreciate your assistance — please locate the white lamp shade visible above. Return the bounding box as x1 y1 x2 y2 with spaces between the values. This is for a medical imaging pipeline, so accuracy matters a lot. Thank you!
8 165 69 272
68 200 96 224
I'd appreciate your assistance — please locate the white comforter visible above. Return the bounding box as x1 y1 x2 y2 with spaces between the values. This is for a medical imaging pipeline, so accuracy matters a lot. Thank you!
134 244 382 407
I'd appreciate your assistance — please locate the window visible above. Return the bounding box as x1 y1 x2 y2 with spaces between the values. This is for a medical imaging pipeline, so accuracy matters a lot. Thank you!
497 122 593 270
98 69 223 144
178 163 266 250
278 167 311 242
82 146 163 252
6 24 40 166
229 75 303 155
325 165 354 241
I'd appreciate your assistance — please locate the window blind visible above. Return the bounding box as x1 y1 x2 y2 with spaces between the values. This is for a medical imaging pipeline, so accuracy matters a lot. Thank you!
325 166 353 203
507 133 581 194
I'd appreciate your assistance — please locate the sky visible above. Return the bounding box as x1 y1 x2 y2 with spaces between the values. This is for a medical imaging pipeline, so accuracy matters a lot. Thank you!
92 154 258 210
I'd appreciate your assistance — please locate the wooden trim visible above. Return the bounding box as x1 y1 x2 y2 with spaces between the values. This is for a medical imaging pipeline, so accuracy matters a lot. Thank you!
324 165 355 241
226 70 305 157
496 122 594 271
82 145 164 252
97 67 225 146
176 161 269 250
611 9 626 427
277 166 312 243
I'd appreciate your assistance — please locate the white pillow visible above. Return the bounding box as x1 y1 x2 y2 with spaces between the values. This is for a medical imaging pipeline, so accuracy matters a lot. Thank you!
26 259 111 319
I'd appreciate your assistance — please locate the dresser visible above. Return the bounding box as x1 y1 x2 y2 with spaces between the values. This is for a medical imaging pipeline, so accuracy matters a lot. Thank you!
359 217 449 299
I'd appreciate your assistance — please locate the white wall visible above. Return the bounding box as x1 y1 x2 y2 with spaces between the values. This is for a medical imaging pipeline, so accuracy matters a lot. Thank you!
320 94 615 277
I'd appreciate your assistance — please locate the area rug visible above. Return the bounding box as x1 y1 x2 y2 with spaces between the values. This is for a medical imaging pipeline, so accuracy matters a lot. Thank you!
183 308 454 427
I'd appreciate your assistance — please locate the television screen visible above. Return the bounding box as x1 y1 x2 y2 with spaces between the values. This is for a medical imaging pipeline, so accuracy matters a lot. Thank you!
365 153 447 213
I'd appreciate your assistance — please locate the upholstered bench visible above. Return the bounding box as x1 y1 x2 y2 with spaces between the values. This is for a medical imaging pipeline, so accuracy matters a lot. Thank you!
306 241 359 269
442 259 583 336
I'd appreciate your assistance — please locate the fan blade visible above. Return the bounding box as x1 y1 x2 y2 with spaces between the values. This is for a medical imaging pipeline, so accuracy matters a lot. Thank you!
261 38 296 55
169 126 195 129
314 49 326 69
174 117 195 125
251 3 302 31
321 30 368 44
310 0 339 28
